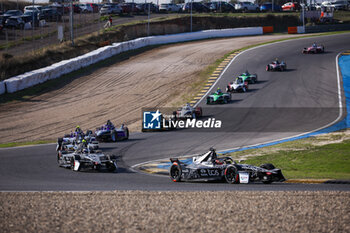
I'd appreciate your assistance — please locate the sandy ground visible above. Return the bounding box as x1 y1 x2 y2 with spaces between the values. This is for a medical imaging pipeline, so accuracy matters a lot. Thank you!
0 191 349 233
0 34 300 144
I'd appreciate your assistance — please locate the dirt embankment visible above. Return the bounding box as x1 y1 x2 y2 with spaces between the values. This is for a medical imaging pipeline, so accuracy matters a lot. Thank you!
0 14 300 81
0 34 300 144
0 191 349 233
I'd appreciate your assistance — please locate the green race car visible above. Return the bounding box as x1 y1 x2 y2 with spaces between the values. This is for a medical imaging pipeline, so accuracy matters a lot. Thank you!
238 70 258 84
206 89 231 104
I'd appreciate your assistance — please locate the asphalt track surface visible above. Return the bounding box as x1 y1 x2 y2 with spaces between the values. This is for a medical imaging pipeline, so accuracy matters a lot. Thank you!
1 33 350 191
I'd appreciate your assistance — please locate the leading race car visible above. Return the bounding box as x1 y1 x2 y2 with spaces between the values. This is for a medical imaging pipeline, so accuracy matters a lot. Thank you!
95 120 129 142
169 148 285 184
266 59 287 71
226 77 249 93
206 88 231 104
174 103 202 119
302 43 325 54
238 70 258 84
57 141 118 172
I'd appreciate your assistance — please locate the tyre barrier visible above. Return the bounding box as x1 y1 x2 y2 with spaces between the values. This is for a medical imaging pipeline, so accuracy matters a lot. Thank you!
1 27 263 94
263 26 274 33
288 26 305 34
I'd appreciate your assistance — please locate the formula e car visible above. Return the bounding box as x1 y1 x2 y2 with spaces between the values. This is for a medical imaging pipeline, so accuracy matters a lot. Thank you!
238 71 258 84
95 123 129 142
57 131 99 152
169 149 285 184
174 103 202 119
302 44 324 54
206 90 231 104
226 77 249 93
57 146 118 172
266 60 287 71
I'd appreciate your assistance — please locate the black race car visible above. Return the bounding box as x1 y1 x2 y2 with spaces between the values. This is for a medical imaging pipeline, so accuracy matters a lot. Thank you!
170 148 285 184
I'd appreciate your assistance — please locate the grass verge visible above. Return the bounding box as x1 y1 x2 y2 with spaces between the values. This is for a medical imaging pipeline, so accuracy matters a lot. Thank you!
224 130 350 180
0 140 54 148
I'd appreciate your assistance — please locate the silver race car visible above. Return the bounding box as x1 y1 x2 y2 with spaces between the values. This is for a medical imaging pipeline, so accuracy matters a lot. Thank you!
266 59 287 71
56 131 99 153
57 143 117 172
226 77 249 93
174 103 203 119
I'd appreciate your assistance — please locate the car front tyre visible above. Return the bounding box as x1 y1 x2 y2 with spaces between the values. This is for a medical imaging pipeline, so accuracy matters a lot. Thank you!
225 165 239 184
107 161 117 172
170 163 182 182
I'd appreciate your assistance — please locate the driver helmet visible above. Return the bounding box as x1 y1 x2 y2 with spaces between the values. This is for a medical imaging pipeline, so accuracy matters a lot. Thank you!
209 147 217 160
82 139 87 146
75 126 81 132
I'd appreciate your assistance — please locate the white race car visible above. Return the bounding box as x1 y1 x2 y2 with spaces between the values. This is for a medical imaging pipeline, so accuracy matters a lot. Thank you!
226 77 249 93
57 146 118 172
56 131 99 153
174 103 202 119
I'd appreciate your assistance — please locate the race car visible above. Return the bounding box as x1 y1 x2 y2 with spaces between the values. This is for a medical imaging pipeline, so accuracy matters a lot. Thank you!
169 148 285 184
57 145 117 172
238 70 258 84
206 89 231 104
57 130 99 152
174 103 202 119
226 77 249 93
95 121 129 142
302 44 325 54
266 60 287 71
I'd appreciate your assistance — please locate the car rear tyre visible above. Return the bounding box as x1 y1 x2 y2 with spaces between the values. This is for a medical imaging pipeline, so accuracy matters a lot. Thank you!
225 165 239 184
260 163 275 170
170 163 182 182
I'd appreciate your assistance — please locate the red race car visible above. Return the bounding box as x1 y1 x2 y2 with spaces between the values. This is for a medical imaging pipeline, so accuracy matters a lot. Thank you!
302 43 325 54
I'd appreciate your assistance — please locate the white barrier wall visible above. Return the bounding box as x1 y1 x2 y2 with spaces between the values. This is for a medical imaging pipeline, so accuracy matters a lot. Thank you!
2 27 263 94
0 81 5 95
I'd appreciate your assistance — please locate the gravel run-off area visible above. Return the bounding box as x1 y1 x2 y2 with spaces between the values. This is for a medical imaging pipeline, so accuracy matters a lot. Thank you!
0 191 349 233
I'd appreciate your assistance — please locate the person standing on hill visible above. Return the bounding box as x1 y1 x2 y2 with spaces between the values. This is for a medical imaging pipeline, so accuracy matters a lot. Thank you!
109 15 112 27
104 15 113 28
